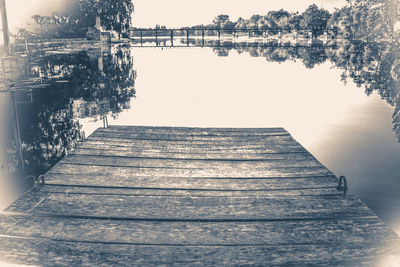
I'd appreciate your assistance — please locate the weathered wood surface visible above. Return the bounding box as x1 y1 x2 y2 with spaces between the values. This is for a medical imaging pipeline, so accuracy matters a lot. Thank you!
6 193 375 220
43 173 339 190
0 125 399 266
43 184 341 197
0 214 396 245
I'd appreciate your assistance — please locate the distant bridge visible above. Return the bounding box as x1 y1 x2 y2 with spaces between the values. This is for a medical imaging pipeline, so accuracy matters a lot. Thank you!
127 27 349 48
127 27 345 48
129 27 340 39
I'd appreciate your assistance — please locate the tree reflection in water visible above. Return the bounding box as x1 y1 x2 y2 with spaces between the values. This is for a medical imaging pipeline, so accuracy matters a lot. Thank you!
4 39 400 180
6 44 136 178
209 40 400 142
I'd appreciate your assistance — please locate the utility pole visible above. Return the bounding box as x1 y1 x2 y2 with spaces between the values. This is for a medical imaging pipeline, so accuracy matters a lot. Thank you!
0 0 10 55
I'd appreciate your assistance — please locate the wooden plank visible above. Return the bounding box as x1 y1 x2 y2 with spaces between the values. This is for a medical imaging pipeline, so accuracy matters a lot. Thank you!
66 152 321 165
89 131 292 142
42 184 342 197
74 146 308 156
94 129 291 137
80 138 302 152
61 154 324 169
0 236 398 266
72 148 311 160
102 132 294 138
103 125 288 134
76 145 306 156
44 173 338 190
46 163 333 178
7 193 375 220
0 215 397 246
85 135 297 146
3 190 49 213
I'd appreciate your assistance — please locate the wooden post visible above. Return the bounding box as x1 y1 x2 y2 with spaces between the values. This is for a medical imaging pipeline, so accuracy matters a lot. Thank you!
248 29 251 38
170 29 174 46
140 30 143 45
202 29 205 40
10 91 24 171
218 29 221 39
118 14 122 40
186 29 189 46
96 16 101 29
24 33 29 55
0 0 10 55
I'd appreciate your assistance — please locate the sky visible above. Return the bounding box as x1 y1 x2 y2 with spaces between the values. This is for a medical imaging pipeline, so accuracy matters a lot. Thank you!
4 0 68 30
3 0 347 31
132 0 347 27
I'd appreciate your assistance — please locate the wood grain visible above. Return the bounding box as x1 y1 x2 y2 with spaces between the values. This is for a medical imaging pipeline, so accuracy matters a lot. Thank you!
0 126 398 266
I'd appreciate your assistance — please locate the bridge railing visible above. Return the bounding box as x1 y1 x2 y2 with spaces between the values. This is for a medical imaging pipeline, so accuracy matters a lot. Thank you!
129 27 339 38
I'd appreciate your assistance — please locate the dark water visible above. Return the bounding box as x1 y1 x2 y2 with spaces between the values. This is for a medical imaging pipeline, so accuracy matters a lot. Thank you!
1 39 400 235
0 44 136 208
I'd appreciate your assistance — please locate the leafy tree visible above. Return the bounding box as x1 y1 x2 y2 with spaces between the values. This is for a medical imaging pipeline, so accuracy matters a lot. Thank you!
328 0 400 41
213 15 230 27
32 0 134 38
97 0 134 38
250 15 261 24
289 12 302 30
266 10 291 31
222 21 235 31
299 4 331 35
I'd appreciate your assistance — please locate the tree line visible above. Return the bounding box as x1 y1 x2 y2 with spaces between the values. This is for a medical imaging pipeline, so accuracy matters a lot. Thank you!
181 0 399 40
29 0 400 41
31 0 134 39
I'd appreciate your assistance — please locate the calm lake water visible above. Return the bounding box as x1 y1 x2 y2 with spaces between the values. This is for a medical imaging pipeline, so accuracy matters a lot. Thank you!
1 40 400 236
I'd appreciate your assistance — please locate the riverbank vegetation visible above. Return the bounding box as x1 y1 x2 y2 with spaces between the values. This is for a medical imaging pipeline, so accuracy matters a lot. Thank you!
182 1 399 41
31 0 134 38
7 45 136 177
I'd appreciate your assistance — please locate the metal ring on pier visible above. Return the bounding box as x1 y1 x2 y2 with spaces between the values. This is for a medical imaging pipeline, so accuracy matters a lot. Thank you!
24 175 40 190
38 175 44 187
80 131 86 145
33 175 44 190
23 174 45 191
337 176 348 196
25 175 45 190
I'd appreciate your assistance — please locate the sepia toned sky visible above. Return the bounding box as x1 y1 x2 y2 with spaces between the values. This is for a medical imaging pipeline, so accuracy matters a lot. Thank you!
4 0 347 31
131 0 347 27
5 0 68 30
133 0 346 27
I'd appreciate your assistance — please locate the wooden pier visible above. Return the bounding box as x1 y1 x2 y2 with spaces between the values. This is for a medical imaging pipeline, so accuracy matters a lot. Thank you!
0 125 399 265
